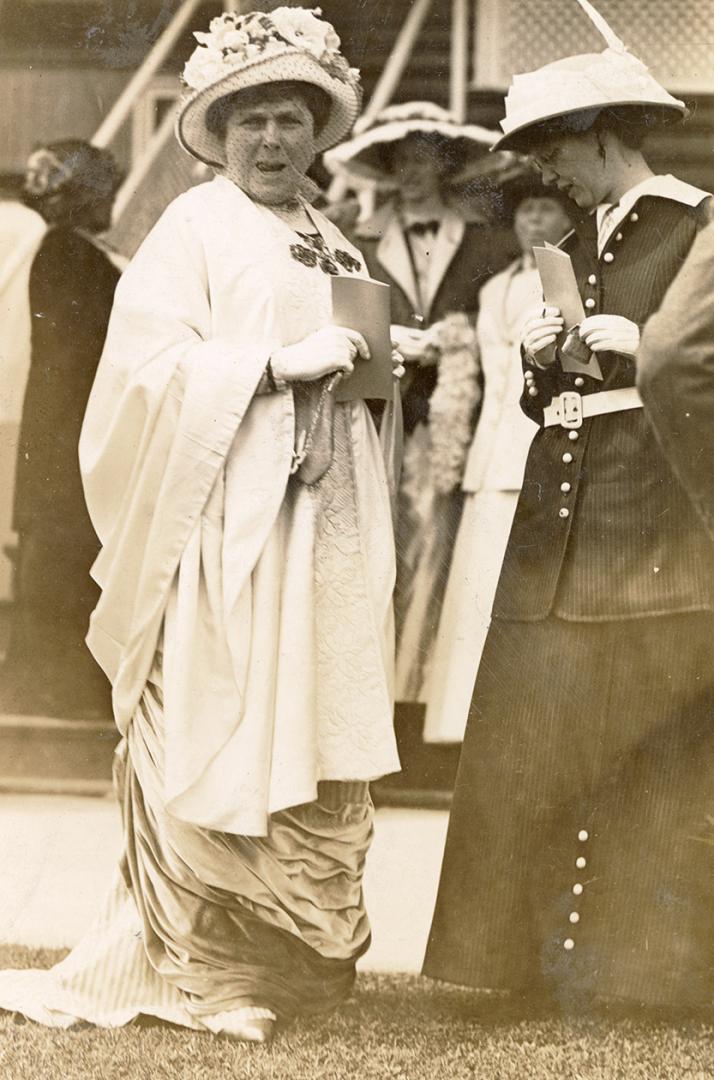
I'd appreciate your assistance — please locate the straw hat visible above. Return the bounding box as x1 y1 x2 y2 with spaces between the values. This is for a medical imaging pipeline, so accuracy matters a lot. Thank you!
177 8 362 166
323 102 501 185
493 0 686 151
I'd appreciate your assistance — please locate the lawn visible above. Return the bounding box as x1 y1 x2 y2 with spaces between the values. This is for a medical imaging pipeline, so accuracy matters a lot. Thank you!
0 947 712 1080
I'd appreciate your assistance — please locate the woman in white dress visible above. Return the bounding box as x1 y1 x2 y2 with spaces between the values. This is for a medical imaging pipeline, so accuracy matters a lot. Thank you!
0 8 402 1044
424 179 571 743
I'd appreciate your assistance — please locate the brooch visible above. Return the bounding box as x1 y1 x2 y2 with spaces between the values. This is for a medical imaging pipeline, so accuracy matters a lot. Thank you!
289 232 362 276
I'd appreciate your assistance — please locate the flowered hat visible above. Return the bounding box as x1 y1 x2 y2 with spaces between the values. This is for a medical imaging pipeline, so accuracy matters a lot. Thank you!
493 0 686 151
177 7 362 166
323 101 501 185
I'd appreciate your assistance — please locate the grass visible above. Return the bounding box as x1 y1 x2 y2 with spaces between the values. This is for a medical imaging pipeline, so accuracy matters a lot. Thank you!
0 947 713 1080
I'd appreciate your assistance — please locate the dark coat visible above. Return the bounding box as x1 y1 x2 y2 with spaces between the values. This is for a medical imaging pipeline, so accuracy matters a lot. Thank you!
13 227 120 543
349 203 514 432
491 192 714 622
638 220 714 542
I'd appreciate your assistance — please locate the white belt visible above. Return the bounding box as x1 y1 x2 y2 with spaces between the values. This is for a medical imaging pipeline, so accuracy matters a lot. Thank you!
543 386 643 429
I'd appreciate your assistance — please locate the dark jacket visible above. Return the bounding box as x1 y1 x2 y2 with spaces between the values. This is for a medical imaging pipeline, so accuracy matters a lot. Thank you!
13 227 120 543
350 203 514 432
638 220 714 543
491 188 714 622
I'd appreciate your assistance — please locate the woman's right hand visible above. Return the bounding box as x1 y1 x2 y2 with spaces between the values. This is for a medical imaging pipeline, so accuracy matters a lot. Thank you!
270 326 370 383
520 305 564 367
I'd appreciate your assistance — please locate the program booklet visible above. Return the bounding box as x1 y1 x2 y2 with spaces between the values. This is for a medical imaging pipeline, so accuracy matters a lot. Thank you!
332 276 393 402
533 243 603 380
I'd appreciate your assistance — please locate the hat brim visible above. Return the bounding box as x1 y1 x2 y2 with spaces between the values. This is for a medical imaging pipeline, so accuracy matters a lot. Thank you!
323 118 498 184
492 99 686 151
177 49 362 166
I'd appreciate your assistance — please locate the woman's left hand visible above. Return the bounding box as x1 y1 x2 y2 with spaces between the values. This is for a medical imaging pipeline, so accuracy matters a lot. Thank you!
579 315 640 356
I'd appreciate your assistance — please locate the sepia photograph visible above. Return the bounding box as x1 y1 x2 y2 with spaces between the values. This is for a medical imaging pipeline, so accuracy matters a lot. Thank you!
0 0 713 1076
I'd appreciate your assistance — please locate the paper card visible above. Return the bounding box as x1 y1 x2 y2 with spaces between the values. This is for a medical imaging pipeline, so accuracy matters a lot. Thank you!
332 276 393 402
533 244 603 380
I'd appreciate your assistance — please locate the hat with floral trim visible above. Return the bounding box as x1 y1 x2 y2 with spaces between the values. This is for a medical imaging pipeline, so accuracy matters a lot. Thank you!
492 0 686 151
177 7 362 166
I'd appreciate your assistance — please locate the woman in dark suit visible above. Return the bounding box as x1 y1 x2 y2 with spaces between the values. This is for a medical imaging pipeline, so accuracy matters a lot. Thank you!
0 140 122 718
424 8 714 1018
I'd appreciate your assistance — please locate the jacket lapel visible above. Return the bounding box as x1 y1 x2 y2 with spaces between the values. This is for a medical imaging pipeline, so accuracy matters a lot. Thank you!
375 213 421 314
422 209 465 317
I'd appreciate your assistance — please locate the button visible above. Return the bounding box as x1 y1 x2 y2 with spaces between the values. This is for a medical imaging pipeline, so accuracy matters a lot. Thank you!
561 482 571 493
568 430 579 441
585 297 596 309
603 252 614 263
569 912 580 924
572 883 584 896
564 938 575 950
615 232 623 241
559 508 570 519
578 830 589 842
525 368 535 380
562 452 573 463
574 377 585 387
576 856 587 869
528 386 539 397
587 274 597 285
630 212 639 222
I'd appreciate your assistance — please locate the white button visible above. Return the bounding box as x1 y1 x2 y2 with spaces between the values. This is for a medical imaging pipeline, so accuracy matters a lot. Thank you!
630 212 639 222
568 430 579 441
615 232 623 241
562 452 573 463
585 297 596 309
559 508 570 519
569 912 580 924
564 938 575 951
528 386 539 397
576 856 587 869
572 883 584 896
561 482 571 493
525 369 535 380
574 377 585 387
588 274 597 285
603 252 614 263
578 830 589 842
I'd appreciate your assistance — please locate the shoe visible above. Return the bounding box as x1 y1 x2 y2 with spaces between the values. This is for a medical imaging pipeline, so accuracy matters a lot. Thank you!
202 1008 277 1044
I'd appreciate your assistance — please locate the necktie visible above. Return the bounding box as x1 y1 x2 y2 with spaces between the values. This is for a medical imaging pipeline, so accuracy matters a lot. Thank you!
406 220 440 237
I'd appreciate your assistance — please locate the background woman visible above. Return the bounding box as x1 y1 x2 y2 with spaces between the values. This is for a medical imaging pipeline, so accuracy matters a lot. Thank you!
326 102 512 728
424 178 571 743
424 2 714 1018
0 141 122 719
0 8 401 1043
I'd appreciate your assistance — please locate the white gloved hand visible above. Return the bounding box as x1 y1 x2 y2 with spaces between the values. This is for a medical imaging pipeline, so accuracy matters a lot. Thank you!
271 325 370 383
578 315 640 356
520 305 564 366
391 347 406 380
390 323 430 362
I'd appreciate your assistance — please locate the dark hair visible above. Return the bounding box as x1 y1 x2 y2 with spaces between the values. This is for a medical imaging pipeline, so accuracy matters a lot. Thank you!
205 81 332 142
512 104 668 154
22 139 122 228
378 131 470 182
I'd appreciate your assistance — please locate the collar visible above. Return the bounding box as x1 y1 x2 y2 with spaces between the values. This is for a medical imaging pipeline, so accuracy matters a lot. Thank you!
596 174 710 253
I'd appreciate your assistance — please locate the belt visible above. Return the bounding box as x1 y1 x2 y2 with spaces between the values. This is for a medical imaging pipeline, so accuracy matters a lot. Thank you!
543 386 643 429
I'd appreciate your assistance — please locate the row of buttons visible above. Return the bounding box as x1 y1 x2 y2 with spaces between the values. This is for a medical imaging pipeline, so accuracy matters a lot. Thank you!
564 830 590 950
583 215 637 309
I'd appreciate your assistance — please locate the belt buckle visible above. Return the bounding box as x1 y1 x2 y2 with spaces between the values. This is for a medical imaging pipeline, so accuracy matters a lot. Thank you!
558 391 583 429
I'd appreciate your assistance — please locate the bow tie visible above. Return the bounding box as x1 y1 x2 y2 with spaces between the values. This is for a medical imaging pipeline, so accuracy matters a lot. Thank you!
405 219 440 237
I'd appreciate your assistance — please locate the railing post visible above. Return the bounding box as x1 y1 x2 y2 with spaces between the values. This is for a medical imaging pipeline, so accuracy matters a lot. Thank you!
91 0 203 149
450 0 470 122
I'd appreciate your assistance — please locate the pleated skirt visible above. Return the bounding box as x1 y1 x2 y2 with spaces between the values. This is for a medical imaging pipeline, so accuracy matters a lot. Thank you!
424 611 714 1010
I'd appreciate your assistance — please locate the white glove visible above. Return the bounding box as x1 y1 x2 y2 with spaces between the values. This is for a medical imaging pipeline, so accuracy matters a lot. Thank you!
520 305 564 366
390 324 430 363
271 325 370 383
578 315 640 356
391 348 406 380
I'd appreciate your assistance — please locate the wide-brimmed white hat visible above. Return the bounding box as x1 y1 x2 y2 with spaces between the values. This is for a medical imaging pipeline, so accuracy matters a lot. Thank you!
323 102 502 185
177 7 362 166
493 0 686 151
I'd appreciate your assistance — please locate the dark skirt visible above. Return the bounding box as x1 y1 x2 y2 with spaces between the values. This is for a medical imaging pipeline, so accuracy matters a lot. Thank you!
423 612 714 1010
